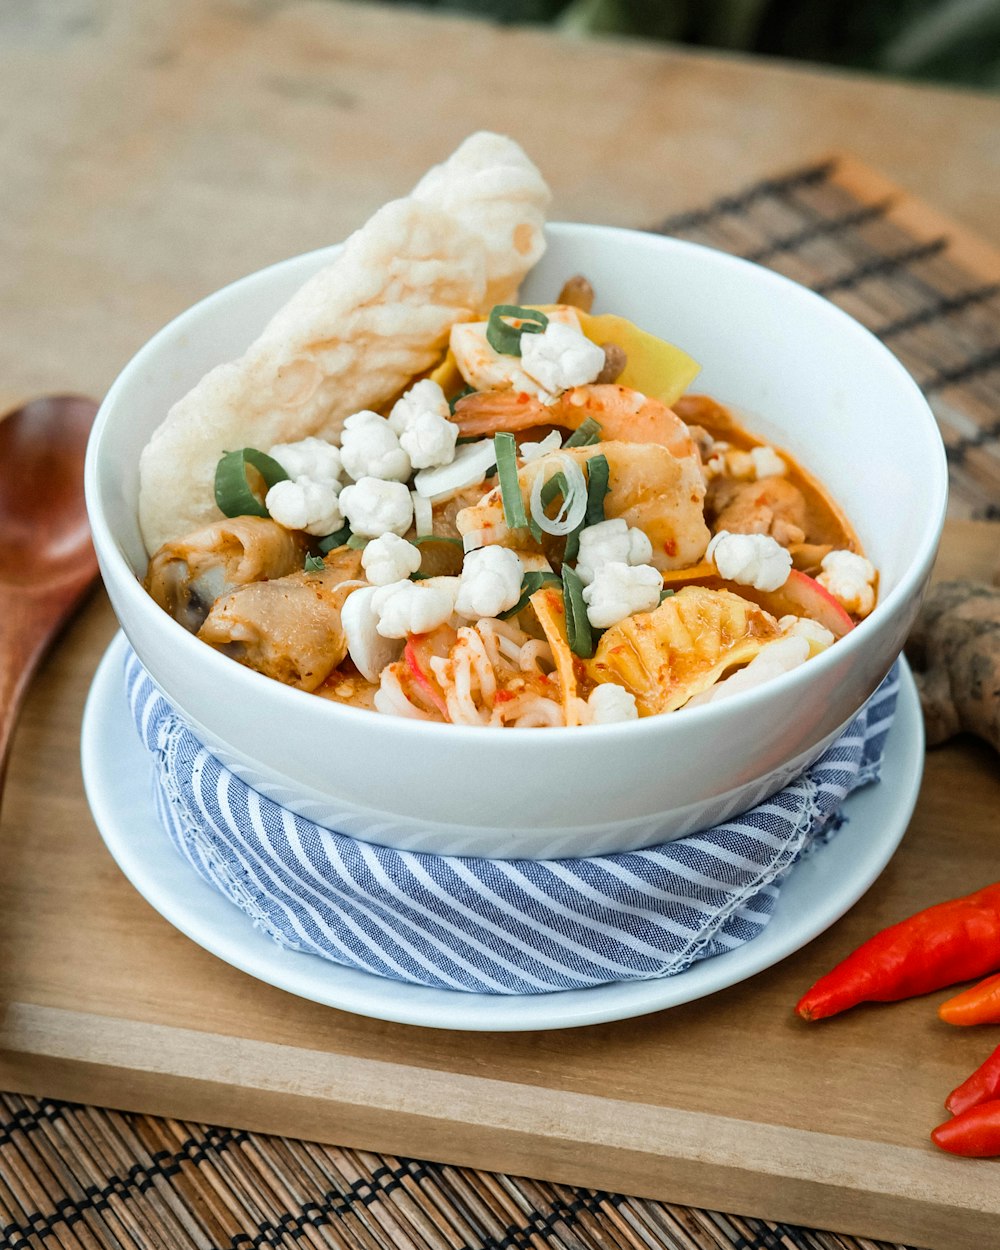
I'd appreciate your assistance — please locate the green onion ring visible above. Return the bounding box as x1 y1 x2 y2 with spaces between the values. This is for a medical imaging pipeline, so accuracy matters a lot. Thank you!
303 553 325 573
214 448 288 518
495 432 528 530
486 305 549 356
529 455 587 537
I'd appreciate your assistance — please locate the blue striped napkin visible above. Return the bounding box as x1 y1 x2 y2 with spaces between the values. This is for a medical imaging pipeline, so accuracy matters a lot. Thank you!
125 649 898 995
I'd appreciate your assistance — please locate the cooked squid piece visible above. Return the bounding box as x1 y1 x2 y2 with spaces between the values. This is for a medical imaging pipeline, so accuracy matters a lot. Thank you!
456 440 710 571
198 548 363 691
588 586 782 715
144 516 308 631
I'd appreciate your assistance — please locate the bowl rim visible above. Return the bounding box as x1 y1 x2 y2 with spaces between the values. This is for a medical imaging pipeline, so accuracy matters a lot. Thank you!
85 220 948 741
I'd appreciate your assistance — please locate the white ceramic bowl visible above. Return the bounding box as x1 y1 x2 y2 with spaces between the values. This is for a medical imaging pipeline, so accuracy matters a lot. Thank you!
85 223 947 858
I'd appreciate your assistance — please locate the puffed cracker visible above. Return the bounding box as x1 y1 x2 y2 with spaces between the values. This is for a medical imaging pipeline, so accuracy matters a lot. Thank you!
138 132 549 555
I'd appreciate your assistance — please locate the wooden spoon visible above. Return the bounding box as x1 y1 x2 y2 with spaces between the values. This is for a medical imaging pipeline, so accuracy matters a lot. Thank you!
0 395 100 802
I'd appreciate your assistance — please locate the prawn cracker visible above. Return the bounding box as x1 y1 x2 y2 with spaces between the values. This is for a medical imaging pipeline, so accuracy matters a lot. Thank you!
138 132 550 555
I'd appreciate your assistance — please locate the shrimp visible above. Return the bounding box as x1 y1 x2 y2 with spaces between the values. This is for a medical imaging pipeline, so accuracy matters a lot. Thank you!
456 440 710 572
453 384 699 461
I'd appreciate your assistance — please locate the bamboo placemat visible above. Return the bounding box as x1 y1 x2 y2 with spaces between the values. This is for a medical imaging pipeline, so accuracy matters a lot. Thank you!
657 153 1000 522
5 154 999 1250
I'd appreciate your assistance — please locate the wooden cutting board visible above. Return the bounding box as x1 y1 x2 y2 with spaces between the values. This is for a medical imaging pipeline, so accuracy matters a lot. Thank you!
0 518 998 1250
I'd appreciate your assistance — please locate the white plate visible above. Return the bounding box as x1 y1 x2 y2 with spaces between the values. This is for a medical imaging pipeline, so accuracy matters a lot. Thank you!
82 633 924 1032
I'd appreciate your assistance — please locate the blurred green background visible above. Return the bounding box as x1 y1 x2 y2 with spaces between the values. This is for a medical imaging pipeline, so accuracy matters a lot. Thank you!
374 0 1000 88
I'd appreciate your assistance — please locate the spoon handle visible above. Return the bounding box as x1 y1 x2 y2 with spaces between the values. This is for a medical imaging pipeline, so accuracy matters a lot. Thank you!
0 588 90 805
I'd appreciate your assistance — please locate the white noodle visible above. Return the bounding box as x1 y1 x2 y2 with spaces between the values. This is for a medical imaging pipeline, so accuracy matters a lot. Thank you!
476 618 528 671
445 636 489 725
462 627 498 704
377 617 563 727
374 666 435 720
517 639 552 673
510 698 564 727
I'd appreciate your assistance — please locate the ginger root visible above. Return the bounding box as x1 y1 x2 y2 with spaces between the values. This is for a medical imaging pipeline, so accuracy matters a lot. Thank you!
906 581 1000 754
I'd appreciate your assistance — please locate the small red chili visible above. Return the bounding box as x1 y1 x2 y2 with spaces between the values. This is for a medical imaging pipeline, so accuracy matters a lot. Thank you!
795 882 1000 1021
939 971 1000 1026
946 1044 1000 1117
931 1099 1000 1157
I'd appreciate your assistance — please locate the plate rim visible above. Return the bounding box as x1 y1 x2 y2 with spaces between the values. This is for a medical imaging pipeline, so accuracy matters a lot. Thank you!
81 632 924 1032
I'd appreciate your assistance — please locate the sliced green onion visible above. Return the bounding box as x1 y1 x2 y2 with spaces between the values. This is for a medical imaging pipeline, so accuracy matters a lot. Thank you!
659 587 676 604
563 417 603 448
540 471 568 509
411 534 463 547
564 523 582 564
410 571 432 580
214 448 288 518
495 432 528 530
561 564 594 658
562 454 612 562
303 553 325 573
584 454 611 527
486 305 549 356
499 570 561 620
346 533 370 550
317 522 351 552
529 455 588 537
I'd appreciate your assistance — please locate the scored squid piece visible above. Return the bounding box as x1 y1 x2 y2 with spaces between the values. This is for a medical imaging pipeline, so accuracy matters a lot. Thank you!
144 516 308 631
197 548 364 692
456 440 711 571
587 585 783 715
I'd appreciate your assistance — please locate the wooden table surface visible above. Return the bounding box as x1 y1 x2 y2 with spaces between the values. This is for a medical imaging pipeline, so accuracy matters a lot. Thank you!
3 5 1000 1248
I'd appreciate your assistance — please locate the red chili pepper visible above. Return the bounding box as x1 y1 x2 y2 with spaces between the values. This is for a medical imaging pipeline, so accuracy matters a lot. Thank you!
945 1043 1000 1116
939 971 1000 1026
931 1099 1000 1157
795 882 1000 1021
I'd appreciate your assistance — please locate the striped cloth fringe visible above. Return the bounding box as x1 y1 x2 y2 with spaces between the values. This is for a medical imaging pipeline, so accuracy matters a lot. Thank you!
126 649 899 995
